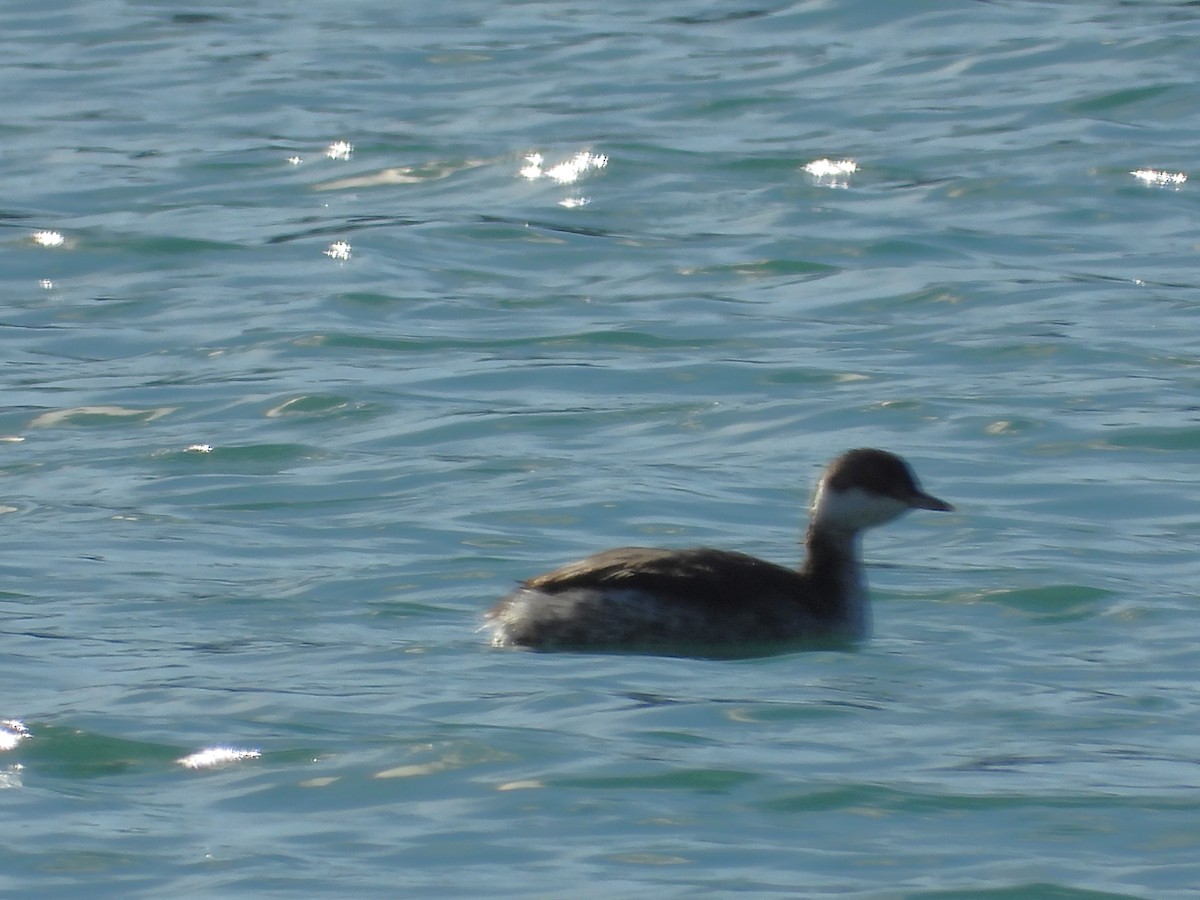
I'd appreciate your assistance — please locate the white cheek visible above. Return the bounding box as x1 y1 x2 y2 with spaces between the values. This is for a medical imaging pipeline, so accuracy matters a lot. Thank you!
811 486 909 530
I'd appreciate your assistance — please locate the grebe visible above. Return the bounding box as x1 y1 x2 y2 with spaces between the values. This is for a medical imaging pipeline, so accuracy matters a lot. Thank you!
485 448 953 653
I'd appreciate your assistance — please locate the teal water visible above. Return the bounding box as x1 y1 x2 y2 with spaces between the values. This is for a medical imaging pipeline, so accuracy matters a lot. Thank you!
3 1 1200 896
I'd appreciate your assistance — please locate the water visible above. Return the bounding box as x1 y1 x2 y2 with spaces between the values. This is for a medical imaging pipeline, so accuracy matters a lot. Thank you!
3 1 1199 896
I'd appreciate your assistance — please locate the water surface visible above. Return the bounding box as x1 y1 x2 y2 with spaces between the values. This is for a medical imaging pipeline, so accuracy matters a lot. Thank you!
3 1 1199 896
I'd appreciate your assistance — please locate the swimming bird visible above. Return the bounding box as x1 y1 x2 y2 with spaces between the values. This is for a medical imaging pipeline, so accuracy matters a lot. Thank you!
485 448 953 653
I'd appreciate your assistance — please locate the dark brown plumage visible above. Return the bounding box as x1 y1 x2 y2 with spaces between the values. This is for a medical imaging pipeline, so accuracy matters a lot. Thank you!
485 449 953 653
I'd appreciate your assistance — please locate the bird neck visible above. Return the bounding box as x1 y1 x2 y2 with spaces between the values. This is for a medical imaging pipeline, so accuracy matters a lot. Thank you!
799 523 870 637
